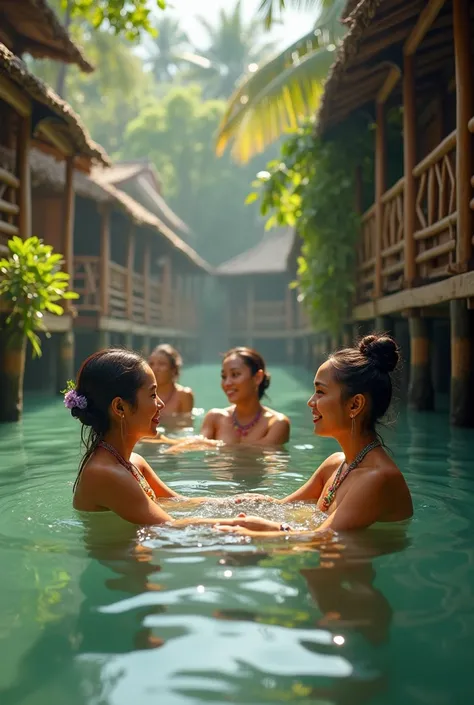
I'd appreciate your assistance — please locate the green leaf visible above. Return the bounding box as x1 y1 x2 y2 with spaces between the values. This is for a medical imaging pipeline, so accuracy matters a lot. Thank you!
244 191 259 205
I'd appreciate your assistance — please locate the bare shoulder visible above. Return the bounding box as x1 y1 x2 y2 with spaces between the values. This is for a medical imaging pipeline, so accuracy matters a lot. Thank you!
130 451 146 470
263 406 290 426
176 384 193 398
318 452 345 478
79 457 129 489
205 407 231 420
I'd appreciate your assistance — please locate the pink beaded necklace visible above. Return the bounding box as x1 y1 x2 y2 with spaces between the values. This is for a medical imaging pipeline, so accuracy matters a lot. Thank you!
232 406 263 437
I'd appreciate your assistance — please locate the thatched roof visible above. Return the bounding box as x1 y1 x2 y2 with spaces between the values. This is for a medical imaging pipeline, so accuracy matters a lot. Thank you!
0 0 93 72
93 161 192 240
317 0 459 135
0 42 109 165
216 229 294 276
24 147 210 272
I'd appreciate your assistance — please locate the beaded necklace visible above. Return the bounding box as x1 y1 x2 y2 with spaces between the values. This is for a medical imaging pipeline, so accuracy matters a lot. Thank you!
232 406 263 437
99 441 157 502
320 439 380 512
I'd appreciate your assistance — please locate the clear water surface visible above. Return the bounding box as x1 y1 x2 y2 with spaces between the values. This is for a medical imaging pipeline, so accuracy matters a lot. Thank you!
0 364 473 705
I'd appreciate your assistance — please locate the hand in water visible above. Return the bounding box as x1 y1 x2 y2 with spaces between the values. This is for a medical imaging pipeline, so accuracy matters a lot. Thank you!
234 493 275 504
214 513 280 533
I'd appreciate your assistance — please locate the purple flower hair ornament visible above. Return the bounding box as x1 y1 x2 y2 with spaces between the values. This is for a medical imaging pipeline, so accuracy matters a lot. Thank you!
62 380 87 411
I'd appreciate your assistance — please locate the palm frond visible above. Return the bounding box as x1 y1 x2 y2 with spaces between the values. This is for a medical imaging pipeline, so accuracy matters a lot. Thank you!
218 46 334 163
258 0 332 29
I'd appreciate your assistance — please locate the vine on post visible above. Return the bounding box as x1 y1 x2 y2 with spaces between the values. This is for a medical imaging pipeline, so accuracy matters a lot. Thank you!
249 118 374 334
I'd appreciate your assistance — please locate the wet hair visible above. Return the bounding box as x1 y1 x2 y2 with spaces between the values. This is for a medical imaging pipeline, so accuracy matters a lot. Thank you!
150 344 183 379
328 334 400 432
71 348 148 490
223 347 271 400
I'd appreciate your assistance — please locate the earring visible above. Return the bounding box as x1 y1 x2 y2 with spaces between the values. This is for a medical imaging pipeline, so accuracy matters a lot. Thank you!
351 415 355 435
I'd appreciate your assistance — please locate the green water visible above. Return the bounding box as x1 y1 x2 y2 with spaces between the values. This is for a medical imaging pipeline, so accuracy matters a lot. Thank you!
0 364 473 705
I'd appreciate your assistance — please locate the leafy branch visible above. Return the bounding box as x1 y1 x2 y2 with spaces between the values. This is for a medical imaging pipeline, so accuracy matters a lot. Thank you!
249 118 374 333
0 237 78 357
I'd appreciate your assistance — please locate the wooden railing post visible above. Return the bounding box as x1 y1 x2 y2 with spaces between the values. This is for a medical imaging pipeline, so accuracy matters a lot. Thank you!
143 239 150 325
63 156 75 279
161 255 171 325
403 54 417 287
17 114 31 240
453 0 473 269
100 206 110 317
126 224 135 321
374 101 386 298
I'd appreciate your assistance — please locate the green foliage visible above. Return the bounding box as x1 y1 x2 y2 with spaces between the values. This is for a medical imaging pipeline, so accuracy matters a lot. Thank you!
122 85 276 264
0 237 78 358
61 0 165 40
252 119 374 333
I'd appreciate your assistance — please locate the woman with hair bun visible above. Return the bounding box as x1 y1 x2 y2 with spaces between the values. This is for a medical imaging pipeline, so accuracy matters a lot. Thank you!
217 334 413 535
148 344 194 419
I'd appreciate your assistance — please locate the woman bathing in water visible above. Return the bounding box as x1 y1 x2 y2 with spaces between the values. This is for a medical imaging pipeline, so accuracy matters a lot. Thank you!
70 338 412 533
70 349 245 526
148 344 194 420
156 347 290 451
216 334 413 536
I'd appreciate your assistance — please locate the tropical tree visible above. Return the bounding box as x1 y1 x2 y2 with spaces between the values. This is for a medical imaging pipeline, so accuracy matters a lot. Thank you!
183 0 278 99
121 85 274 264
216 0 347 162
143 16 192 83
57 0 166 40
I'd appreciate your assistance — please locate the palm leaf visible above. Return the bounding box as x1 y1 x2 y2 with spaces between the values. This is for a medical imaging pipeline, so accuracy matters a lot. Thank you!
258 0 335 29
216 0 346 161
222 46 334 163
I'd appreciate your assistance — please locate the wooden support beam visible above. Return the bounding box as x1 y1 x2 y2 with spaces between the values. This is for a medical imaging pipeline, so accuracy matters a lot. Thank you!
126 225 135 320
63 157 75 278
376 65 401 104
450 299 474 426
353 270 474 319
37 122 75 158
100 206 110 317
0 74 31 117
408 314 434 410
403 54 417 287
453 0 473 268
143 239 151 326
404 0 447 56
17 114 31 240
374 101 386 298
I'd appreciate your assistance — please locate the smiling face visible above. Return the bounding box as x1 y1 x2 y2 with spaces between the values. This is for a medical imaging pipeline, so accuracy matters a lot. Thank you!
221 354 262 405
149 352 176 386
307 360 353 438
117 364 165 440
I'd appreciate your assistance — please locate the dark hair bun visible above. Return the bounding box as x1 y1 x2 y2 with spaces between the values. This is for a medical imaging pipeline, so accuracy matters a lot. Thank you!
359 334 399 373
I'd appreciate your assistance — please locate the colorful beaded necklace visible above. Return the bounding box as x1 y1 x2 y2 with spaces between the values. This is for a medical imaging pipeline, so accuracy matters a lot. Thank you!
99 441 157 502
320 439 380 512
232 406 263 437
